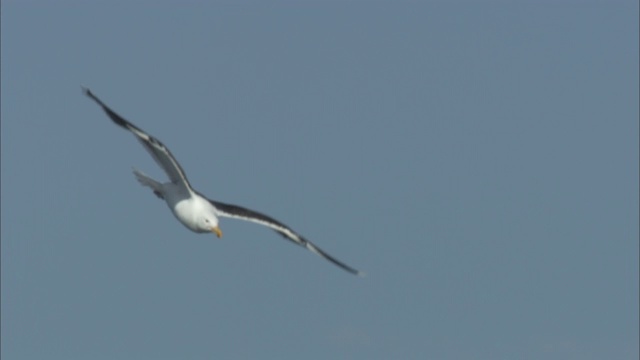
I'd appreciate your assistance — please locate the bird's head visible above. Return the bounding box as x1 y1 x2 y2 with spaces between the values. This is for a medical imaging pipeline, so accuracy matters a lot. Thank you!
202 216 222 238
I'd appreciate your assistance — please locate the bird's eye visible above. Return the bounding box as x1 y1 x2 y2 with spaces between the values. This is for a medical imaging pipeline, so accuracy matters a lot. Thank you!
204 219 209 223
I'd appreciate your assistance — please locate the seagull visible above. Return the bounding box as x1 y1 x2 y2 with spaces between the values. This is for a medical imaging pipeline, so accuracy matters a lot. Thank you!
83 88 363 276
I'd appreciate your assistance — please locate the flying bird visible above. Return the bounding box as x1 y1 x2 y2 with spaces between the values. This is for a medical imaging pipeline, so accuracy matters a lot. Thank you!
83 88 363 275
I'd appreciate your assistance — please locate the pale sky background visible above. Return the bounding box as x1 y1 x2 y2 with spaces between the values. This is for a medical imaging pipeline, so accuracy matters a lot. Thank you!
1 1 638 359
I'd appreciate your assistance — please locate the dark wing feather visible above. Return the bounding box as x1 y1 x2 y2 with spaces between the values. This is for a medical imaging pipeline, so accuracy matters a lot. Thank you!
83 88 193 191
209 199 363 276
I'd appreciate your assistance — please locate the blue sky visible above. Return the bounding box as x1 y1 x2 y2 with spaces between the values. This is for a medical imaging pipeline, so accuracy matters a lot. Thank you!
2 1 638 359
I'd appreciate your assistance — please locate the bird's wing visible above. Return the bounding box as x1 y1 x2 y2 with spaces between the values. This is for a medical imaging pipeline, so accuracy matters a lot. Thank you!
209 199 364 276
83 88 193 192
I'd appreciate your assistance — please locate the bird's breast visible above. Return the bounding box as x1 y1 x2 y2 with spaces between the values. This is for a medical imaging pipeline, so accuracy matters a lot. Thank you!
170 199 201 232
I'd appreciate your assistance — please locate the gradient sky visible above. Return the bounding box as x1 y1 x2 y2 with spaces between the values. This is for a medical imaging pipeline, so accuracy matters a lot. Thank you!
2 1 638 359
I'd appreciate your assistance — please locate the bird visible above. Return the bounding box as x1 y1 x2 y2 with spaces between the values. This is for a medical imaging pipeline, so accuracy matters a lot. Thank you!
83 88 363 276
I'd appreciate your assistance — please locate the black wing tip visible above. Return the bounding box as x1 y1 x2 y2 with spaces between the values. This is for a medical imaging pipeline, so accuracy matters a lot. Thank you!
330 255 365 276
344 265 366 277
353 269 367 277
81 86 101 104
81 87 130 129
343 267 366 277
81 85 93 97
304 241 365 276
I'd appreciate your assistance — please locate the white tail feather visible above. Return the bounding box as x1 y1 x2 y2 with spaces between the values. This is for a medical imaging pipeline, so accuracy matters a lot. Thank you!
132 168 164 198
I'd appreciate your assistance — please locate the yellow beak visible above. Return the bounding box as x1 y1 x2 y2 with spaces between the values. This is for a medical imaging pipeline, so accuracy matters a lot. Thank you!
211 226 223 238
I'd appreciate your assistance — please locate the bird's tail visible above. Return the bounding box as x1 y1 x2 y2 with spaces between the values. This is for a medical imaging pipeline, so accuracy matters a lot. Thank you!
132 168 164 199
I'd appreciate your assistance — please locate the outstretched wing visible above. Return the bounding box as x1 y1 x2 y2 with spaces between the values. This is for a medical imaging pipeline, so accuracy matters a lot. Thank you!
209 198 364 276
83 87 193 192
